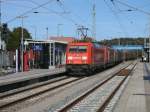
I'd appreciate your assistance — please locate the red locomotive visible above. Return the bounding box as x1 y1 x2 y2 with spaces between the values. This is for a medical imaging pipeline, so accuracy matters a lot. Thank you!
66 41 123 75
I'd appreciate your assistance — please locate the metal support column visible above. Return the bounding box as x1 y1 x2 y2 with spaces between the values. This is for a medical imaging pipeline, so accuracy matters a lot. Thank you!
149 37 150 62
53 43 55 67
49 43 51 67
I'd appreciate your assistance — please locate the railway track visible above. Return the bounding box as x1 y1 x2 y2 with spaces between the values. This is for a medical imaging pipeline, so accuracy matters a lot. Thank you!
0 76 84 109
0 61 135 112
0 76 68 98
56 62 137 112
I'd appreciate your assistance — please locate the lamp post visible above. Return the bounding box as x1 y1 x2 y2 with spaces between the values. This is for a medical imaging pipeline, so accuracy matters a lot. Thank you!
17 16 27 72
0 0 1 41
30 25 37 41
0 0 2 68
46 27 48 40
57 24 63 37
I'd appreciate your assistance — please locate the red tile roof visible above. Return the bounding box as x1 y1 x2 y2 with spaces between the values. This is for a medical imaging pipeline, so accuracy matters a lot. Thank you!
49 36 76 43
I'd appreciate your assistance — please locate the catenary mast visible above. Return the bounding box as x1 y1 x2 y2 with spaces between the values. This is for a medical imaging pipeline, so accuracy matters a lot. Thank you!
92 0 96 40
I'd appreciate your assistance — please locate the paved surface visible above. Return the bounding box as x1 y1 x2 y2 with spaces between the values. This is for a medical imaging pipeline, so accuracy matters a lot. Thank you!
0 68 66 86
143 63 150 112
0 68 15 76
113 62 148 112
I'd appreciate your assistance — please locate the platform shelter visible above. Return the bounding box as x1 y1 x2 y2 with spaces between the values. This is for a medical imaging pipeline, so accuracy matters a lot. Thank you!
24 39 67 69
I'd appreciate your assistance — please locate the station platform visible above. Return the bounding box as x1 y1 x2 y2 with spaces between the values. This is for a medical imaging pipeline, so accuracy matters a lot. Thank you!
113 62 150 112
0 67 66 86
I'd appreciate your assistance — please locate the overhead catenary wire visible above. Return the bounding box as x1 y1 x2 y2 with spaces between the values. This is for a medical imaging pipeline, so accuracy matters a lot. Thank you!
104 0 129 37
58 0 97 38
56 0 86 23
55 0 90 32
6 0 80 25
4 0 87 37
55 0 66 13
2 1 34 8
29 0 76 24
28 0 65 14
110 0 134 13
110 0 135 29
28 0 88 38
28 0 80 25
112 0 150 16
110 0 150 38
6 0 55 23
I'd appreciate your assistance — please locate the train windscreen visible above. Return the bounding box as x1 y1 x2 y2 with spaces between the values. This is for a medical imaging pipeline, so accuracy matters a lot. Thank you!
69 46 87 52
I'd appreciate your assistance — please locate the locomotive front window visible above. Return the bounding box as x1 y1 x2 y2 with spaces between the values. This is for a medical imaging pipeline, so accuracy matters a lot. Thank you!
69 46 87 52
69 46 78 52
78 46 87 52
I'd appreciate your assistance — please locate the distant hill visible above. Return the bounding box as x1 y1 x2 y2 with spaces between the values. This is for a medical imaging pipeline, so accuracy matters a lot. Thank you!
98 37 145 46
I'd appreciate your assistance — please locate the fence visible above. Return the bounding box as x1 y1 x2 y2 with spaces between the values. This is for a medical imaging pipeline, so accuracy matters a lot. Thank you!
0 51 15 68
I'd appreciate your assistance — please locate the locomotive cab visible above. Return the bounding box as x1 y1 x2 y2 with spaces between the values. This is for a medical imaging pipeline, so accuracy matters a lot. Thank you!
66 42 92 74
67 46 89 64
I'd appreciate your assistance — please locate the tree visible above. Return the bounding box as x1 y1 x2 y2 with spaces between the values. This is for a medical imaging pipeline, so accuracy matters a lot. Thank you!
7 27 32 51
98 37 145 46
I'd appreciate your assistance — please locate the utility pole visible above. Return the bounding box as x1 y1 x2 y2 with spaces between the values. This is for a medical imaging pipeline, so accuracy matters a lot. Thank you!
92 1 96 40
0 0 1 41
0 0 2 68
17 16 27 72
0 0 3 68
21 17 24 72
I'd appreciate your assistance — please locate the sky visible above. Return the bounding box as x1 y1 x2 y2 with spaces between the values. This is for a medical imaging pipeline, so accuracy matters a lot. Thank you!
2 0 150 41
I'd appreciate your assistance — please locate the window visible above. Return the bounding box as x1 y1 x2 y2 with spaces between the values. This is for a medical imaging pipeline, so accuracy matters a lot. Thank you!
78 46 87 52
93 43 100 48
69 46 78 52
69 46 87 52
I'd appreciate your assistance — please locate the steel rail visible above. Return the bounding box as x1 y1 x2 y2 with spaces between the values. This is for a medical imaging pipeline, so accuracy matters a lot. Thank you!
97 62 137 112
0 77 83 109
58 62 136 112
0 76 69 98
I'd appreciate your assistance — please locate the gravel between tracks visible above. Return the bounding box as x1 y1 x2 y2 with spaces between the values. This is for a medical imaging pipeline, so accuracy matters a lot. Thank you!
67 76 125 112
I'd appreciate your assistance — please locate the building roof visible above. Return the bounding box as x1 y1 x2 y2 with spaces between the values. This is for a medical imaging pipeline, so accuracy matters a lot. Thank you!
25 39 68 44
49 36 76 43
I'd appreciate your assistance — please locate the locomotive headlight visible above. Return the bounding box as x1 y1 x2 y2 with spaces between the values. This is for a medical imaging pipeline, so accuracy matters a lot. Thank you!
82 56 87 60
68 56 73 60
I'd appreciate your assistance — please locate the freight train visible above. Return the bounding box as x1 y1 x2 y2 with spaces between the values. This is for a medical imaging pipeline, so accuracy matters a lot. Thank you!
66 41 135 75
